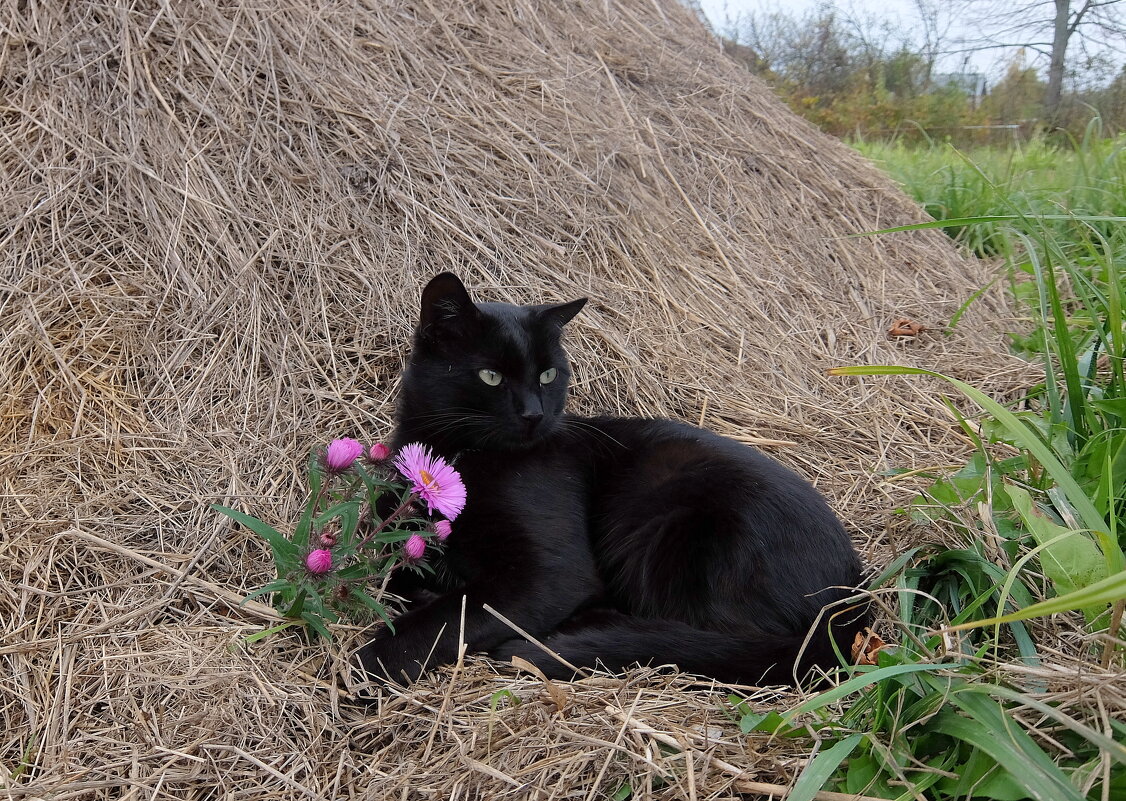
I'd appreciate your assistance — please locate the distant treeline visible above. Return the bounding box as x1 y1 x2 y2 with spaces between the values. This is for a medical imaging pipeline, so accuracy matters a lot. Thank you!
720 10 1126 145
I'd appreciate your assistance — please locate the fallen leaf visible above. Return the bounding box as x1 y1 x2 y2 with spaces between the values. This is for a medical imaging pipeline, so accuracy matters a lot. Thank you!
888 317 926 338
851 627 891 665
510 655 568 713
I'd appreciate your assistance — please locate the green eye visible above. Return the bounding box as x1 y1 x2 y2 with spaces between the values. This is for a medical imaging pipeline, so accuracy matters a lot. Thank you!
478 369 503 386
539 368 558 384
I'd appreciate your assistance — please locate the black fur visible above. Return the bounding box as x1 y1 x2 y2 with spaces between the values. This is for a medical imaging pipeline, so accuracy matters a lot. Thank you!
358 273 869 686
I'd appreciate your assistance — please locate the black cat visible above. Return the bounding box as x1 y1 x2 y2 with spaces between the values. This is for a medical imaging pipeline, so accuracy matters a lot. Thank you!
358 273 869 686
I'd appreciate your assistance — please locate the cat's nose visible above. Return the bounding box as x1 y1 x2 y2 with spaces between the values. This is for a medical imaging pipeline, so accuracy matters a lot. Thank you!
521 411 544 430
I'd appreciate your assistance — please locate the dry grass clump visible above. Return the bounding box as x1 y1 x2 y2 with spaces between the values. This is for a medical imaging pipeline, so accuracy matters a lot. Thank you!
0 0 1048 796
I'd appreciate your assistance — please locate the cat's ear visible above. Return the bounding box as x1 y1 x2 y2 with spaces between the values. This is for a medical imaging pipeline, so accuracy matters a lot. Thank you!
418 272 478 341
536 298 587 328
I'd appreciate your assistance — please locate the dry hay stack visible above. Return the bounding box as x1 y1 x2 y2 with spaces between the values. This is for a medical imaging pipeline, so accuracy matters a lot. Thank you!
1 0 1031 797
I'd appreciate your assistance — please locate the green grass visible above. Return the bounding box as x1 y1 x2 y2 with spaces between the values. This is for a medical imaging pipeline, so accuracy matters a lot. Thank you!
728 134 1126 800
856 131 1126 256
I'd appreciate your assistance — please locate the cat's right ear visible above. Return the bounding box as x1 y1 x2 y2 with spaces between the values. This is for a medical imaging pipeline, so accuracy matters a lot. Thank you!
418 272 478 342
536 298 587 328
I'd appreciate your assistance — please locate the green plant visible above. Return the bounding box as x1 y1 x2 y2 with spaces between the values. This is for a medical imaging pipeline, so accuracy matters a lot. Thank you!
213 438 464 640
831 362 1126 628
751 143 1126 799
729 572 1126 801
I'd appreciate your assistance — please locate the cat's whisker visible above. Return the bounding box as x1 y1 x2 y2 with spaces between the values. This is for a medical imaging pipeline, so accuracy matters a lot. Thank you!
560 419 625 450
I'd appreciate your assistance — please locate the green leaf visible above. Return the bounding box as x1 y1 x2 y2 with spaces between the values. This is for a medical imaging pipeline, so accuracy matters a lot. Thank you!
294 495 316 549
827 366 1109 536
962 683 1126 766
1090 432 1126 524
302 610 332 640
489 689 521 711
367 529 418 546
1004 484 1108 609
334 563 373 580
1090 397 1126 418
787 734 863 801
350 587 388 616
282 588 306 618
865 547 925 590
212 504 298 568
243 578 293 603
736 710 807 736
316 501 361 540
782 662 956 726
243 621 299 644
948 276 999 334
946 565 1126 631
930 698 1084 801
1032 249 1090 446
843 751 894 798
940 745 1029 801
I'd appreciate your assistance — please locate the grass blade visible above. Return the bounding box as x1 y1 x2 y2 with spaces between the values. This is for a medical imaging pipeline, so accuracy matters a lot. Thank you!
827 365 1109 536
787 733 863 801
853 215 1126 236
782 662 954 725
929 705 1083 801
944 568 1126 630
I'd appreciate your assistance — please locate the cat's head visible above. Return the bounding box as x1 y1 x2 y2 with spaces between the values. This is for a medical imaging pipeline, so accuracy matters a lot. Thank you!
396 272 586 453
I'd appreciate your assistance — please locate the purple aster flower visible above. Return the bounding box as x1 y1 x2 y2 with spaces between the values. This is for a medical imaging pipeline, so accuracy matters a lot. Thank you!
433 519 452 541
324 437 364 473
393 443 467 520
403 533 426 562
305 549 333 574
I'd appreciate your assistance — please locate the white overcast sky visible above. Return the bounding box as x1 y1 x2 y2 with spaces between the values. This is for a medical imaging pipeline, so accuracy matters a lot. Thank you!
694 0 1049 80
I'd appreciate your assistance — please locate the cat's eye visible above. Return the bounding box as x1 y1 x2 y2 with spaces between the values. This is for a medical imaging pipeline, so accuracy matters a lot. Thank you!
478 369 503 386
539 368 558 384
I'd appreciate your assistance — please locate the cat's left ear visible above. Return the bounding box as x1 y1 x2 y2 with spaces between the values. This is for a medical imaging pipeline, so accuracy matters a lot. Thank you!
536 298 587 328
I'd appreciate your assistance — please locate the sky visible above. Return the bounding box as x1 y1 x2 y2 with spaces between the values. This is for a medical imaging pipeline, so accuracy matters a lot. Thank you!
694 0 1030 80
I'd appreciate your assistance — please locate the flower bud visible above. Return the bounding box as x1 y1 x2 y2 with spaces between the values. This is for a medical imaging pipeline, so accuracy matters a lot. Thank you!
403 534 426 562
324 438 363 473
368 442 392 462
433 520 452 541
305 549 333 574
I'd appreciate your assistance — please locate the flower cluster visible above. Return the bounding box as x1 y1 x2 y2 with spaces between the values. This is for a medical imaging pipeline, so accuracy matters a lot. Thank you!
214 438 465 640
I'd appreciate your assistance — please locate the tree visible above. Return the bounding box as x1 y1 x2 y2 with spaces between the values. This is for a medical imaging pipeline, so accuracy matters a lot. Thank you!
952 0 1125 119
721 7 986 139
911 0 957 88
980 52 1048 121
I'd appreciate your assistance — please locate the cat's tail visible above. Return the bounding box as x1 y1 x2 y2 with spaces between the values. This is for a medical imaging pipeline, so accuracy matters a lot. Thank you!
490 603 872 686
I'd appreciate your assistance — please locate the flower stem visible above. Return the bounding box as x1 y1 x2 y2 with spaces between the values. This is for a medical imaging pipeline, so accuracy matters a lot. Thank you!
354 493 415 551
310 482 328 523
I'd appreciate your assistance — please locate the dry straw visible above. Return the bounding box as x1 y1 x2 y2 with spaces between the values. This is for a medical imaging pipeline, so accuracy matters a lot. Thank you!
0 0 1091 798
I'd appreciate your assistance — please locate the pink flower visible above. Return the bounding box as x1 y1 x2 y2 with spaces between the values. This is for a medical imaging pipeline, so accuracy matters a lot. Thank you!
393 443 467 520
403 534 426 562
324 437 364 473
306 549 333 574
433 519 452 541
368 442 392 462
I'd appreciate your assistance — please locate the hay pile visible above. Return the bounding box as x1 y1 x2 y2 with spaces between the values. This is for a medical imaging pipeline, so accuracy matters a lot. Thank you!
1 0 1040 796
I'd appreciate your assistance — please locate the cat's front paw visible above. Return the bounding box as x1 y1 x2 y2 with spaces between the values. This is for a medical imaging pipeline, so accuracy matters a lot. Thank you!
356 632 429 687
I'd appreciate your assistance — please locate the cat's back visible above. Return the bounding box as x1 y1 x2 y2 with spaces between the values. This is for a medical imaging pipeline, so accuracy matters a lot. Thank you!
571 415 819 495
568 415 862 632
